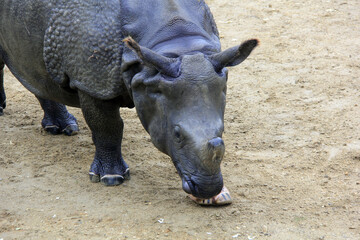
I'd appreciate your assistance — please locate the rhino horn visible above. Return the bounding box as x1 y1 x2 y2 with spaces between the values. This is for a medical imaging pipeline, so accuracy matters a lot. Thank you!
209 39 259 72
208 137 225 164
123 36 181 78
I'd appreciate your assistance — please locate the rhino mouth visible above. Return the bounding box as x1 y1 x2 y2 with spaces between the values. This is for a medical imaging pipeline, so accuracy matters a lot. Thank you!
180 171 223 199
181 176 195 194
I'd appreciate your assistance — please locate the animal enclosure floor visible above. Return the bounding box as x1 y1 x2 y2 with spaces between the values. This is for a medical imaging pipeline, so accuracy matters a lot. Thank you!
1 0 359 239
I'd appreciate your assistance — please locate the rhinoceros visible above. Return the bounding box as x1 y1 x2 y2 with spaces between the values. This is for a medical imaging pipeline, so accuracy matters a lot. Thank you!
0 0 257 200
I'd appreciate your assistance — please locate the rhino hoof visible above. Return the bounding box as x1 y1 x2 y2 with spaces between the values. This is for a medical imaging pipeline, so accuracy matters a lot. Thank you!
0 101 6 115
89 169 130 185
123 169 131 180
89 172 100 183
100 175 125 186
43 124 79 136
62 124 79 136
44 125 61 135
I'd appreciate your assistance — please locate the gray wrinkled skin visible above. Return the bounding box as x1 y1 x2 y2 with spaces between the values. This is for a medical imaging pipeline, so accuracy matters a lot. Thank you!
0 0 257 199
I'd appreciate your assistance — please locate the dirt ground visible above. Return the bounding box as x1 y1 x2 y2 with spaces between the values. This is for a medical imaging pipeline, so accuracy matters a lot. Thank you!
1 0 359 239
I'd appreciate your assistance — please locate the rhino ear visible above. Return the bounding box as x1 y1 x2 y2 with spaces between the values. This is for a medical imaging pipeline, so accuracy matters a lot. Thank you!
209 39 259 72
123 36 181 78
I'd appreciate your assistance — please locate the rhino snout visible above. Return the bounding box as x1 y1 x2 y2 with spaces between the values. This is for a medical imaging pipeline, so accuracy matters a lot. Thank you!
178 137 225 199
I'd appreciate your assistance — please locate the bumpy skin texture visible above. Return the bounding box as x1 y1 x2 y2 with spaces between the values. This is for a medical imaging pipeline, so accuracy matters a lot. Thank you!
44 1 132 103
0 0 257 197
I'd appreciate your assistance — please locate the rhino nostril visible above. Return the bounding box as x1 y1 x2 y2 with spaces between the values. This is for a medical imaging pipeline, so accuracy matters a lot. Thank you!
208 137 224 149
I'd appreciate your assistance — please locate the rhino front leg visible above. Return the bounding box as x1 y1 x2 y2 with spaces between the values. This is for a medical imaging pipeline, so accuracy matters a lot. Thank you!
78 91 130 186
36 97 79 136
0 62 6 116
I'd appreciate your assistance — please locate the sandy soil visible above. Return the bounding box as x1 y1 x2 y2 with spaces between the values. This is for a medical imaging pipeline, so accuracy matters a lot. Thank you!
1 0 359 239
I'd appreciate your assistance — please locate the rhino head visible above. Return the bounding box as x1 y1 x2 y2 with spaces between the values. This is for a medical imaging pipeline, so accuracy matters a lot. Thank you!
123 37 258 199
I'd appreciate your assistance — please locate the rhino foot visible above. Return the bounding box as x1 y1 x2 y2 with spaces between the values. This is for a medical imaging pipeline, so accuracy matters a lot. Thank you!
101 175 124 186
0 100 6 116
62 124 79 136
42 113 79 136
89 169 130 186
37 97 79 136
43 123 78 136
89 156 130 186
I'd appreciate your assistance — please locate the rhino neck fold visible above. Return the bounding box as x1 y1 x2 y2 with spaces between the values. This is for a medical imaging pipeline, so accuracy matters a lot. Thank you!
120 0 221 55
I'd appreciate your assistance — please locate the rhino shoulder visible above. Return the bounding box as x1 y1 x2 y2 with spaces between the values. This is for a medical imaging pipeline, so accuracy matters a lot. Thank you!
43 1 129 102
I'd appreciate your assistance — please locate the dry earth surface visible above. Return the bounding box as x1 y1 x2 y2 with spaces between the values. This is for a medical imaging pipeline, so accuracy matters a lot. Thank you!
1 0 360 239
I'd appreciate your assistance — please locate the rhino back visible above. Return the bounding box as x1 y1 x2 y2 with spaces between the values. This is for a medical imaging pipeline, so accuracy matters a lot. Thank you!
0 0 55 98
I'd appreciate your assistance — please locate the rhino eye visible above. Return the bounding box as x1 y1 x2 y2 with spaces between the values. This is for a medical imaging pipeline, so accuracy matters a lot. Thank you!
174 126 183 142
